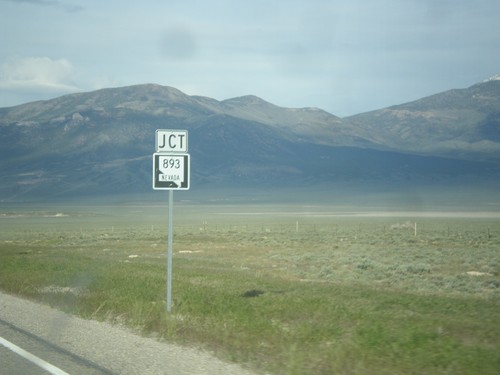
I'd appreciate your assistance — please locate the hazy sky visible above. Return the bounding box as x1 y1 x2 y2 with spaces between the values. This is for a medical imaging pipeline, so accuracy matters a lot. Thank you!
1 0 499 116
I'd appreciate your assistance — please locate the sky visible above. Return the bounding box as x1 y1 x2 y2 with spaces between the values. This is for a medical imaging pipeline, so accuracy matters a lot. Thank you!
1 0 499 117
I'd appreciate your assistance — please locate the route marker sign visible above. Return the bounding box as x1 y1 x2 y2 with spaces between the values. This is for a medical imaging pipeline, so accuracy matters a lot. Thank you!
153 153 190 190
155 129 188 153
153 129 190 314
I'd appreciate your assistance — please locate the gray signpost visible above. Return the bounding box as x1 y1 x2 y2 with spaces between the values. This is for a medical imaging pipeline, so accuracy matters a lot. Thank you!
153 129 190 313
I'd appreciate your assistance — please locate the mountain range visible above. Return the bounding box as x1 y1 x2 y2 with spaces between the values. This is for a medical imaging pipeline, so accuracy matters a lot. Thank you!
0 77 499 203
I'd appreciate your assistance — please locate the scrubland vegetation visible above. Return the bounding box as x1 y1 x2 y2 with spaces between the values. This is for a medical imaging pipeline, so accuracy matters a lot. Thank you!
0 203 499 374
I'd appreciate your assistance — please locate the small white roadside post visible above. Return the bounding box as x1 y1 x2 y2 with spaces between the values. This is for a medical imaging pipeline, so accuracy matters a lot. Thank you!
153 129 190 313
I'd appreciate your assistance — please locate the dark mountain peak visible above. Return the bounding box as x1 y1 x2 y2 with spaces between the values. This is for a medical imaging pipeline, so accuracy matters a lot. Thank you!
344 77 500 161
390 78 500 113
469 76 500 99
105 83 187 100
84 83 197 110
0 84 211 123
221 95 335 116
222 94 276 108
220 94 341 126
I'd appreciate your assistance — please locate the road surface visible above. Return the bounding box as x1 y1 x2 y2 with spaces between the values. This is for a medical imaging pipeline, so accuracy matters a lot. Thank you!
0 291 258 375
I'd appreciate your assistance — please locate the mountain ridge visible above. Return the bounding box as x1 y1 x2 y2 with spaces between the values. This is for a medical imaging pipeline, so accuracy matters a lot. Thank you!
1 79 499 202
345 79 500 161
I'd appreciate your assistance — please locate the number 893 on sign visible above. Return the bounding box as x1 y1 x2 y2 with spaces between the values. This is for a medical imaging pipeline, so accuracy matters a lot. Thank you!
162 157 182 169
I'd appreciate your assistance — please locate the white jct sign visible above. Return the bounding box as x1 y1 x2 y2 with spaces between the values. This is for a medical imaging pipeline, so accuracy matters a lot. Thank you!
155 129 188 153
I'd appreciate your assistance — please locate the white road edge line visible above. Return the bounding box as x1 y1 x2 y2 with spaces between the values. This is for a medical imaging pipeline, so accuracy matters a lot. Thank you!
0 335 70 375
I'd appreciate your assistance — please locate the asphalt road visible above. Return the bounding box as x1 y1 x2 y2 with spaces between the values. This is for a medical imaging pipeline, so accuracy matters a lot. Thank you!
0 318 114 374
1 341 52 375
0 291 257 375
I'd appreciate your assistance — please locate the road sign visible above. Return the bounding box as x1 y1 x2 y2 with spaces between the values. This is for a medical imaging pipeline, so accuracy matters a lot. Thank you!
153 153 190 190
153 129 190 313
155 129 188 153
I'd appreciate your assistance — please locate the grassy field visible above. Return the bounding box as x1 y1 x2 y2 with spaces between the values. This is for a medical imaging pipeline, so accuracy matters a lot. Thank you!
0 202 499 374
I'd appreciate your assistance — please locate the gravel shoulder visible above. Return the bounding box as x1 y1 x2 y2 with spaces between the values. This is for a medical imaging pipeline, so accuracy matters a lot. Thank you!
0 291 258 375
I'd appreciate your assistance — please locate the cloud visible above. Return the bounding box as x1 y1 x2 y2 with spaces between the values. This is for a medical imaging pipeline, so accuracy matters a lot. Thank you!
0 56 80 94
0 0 84 12
159 27 198 61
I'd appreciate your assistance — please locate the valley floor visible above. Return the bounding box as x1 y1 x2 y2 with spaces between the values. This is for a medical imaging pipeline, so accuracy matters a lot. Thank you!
1 200 499 374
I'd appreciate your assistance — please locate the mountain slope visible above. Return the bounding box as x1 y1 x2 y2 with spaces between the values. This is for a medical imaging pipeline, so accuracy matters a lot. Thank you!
0 81 499 201
344 78 500 161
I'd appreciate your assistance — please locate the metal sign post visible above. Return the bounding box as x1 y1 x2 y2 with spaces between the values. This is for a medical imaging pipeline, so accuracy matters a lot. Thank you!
166 190 173 312
153 129 190 314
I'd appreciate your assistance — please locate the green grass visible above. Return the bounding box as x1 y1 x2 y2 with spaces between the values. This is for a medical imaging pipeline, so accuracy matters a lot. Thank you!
0 204 499 374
